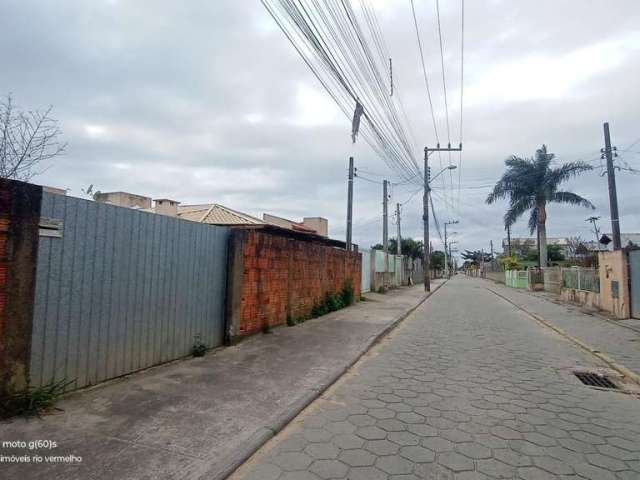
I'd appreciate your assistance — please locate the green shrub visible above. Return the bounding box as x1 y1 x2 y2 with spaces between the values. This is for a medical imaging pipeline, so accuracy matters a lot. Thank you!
340 280 355 307
1 379 74 419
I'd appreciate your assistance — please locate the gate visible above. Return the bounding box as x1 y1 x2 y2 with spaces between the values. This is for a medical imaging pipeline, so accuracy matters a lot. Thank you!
30 191 229 391
631 250 640 319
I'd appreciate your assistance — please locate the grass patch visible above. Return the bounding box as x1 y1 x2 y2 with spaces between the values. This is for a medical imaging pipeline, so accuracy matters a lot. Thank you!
1 379 74 419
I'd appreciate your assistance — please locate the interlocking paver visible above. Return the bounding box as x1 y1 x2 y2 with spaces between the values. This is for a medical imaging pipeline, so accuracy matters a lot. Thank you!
233 277 640 480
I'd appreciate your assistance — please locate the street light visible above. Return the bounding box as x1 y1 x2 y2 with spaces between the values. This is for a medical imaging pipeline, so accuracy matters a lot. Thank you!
430 164 457 185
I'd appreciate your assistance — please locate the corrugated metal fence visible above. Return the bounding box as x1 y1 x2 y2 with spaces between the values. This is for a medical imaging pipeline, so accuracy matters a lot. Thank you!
30 192 229 391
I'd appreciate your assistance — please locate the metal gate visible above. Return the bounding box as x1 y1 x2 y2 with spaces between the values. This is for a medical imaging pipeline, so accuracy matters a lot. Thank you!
30 191 229 391
631 250 640 319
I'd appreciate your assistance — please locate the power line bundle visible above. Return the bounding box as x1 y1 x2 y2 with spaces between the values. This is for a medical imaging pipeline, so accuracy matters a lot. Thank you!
261 0 421 186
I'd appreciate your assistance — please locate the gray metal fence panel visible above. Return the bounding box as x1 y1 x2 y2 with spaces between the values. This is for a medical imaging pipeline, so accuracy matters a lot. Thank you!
360 249 371 293
30 193 229 390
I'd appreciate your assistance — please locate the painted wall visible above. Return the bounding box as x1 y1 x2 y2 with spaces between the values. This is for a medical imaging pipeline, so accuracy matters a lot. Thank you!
598 250 630 319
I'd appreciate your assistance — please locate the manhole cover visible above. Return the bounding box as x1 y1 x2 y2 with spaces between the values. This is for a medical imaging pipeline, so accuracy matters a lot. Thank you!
574 371 619 390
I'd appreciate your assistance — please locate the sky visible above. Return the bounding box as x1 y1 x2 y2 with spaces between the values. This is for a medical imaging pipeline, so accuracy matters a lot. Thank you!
2 0 640 259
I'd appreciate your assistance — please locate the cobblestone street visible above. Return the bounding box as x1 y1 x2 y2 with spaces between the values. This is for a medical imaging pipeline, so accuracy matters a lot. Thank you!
232 276 640 480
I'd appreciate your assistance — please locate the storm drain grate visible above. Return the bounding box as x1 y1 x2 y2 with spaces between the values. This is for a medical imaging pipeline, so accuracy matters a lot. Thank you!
574 372 619 389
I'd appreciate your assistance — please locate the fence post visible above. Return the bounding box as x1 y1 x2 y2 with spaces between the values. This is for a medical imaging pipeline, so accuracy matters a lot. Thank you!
577 268 581 291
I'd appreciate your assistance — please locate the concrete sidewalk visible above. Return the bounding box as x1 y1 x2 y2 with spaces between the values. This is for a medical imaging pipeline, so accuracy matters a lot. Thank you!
484 279 640 381
0 282 442 480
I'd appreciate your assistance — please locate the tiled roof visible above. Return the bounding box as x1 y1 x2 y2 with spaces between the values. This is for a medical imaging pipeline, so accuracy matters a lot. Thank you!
177 204 264 225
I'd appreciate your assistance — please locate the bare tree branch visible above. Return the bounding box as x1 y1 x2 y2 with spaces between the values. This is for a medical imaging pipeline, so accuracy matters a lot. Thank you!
0 94 67 181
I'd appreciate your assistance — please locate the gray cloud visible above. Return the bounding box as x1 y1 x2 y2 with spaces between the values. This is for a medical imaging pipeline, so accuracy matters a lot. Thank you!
1 0 639 256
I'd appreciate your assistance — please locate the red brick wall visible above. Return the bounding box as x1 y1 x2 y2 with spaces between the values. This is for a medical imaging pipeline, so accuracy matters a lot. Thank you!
237 229 361 336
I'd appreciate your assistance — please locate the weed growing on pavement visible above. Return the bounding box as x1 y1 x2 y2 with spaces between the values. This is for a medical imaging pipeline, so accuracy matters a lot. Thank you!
1 378 74 419
191 335 207 357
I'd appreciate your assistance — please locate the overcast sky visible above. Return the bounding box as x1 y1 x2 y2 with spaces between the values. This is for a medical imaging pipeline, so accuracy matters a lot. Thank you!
2 0 639 256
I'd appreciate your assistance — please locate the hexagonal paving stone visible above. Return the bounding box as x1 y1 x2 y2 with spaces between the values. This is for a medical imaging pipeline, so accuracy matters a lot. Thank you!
305 443 340 460
477 459 517 478
517 466 560 479
387 431 421 446
377 418 407 432
375 454 415 475
437 451 474 472
303 429 333 443
356 426 388 440
332 434 364 450
346 466 388 480
531 455 575 475
398 445 435 463
338 449 376 467
309 459 349 479
349 414 376 427
455 441 492 460
585 453 628 472
365 439 401 456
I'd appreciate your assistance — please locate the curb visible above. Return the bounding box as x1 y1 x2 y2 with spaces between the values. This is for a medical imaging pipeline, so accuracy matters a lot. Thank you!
213 280 447 480
487 287 640 387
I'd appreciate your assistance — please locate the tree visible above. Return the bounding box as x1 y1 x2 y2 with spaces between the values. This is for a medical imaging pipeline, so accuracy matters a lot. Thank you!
547 244 565 262
486 145 594 267
430 250 445 270
371 238 424 260
0 94 66 181
461 250 492 266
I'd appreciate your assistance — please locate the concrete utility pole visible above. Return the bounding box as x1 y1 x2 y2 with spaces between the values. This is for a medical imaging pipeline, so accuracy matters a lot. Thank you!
383 179 389 271
346 157 354 251
423 150 431 291
480 248 485 278
490 240 494 258
507 225 512 257
396 203 402 255
423 143 462 291
444 220 459 278
602 122 621 250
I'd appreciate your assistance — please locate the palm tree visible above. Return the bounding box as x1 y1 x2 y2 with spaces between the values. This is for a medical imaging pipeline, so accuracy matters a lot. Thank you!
486 145 595 267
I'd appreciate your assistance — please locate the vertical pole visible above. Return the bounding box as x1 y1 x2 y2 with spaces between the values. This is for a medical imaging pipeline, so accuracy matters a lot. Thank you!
383 180 388 253
423 148 431 291
603 122 621 250
346 157 354 251
481 248 484 278
383 179 389 278
444 223 449 279
507 224 512 257
490 240 494 258
396 203 402 255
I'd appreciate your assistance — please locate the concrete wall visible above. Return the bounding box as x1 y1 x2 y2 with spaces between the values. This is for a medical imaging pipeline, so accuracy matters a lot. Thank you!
0 179 41 398
560 288 601 310
598 250 630 319
226 228 361 338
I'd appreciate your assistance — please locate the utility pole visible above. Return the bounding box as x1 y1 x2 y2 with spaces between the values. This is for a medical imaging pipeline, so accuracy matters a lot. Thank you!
490 240 494 258
396 203 402 255
586 216 601 250
602 122 621 250
480 248 484 278
423 149 431 291
507 225 512 257
444 220 459 278
346 157 354 251
383 179 389 274
423 143 462 291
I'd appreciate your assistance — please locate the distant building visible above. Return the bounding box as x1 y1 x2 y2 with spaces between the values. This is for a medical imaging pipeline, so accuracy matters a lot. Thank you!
177 203 265 225
94 191 329 237
263 213 328 237
94 191 152 210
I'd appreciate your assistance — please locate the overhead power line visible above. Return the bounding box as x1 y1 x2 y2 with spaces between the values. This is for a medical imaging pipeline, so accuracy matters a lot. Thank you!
261 0 422 186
